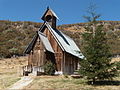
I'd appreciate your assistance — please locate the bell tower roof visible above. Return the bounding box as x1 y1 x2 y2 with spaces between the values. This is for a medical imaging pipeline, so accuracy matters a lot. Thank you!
41 7 59 21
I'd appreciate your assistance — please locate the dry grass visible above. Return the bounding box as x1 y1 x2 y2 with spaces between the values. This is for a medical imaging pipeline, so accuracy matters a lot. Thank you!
24 75 120 90
112 57 120 63
0 57 119 89
0 56 28 89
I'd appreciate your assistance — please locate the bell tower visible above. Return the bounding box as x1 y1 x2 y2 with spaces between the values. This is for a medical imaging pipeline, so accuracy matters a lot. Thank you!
41 7 59 29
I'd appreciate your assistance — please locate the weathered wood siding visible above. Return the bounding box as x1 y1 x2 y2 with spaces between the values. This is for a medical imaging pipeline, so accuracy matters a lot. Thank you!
28 37 46 67
43 28 63 71
28 29 79 74
63 53 78 74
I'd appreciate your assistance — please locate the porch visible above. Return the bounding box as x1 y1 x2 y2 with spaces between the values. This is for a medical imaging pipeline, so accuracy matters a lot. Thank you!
22 65 44 76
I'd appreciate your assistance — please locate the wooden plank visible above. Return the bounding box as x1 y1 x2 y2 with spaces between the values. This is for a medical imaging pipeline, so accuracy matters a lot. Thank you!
43 28 63 71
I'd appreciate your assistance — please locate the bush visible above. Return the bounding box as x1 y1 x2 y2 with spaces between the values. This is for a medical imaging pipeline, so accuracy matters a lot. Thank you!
44 60 55 75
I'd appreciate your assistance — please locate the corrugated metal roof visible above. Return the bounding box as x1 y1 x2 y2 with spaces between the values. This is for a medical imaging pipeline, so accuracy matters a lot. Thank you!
45 22 84 59
38 32 54 53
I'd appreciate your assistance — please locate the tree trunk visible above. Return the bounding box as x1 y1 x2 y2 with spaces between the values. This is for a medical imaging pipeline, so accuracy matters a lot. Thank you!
92 78 96 84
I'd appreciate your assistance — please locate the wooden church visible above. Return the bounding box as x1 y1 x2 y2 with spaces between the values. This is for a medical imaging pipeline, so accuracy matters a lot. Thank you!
24 7 84 75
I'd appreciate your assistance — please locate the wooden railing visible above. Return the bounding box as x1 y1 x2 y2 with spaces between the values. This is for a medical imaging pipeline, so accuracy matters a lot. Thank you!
32 66 44 73
22 65 44 76
23 65 32 73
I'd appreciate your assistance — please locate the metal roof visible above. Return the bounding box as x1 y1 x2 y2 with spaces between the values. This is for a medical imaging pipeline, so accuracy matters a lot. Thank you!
24 31 54 54
38 32 54 53
45 22 84 59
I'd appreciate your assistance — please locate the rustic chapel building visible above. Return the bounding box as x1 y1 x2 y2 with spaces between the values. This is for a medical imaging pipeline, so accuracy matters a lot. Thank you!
24 7 84 75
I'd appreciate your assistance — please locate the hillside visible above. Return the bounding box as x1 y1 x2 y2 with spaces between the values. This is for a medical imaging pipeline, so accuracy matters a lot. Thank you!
0 20 42 58
0 20 120 58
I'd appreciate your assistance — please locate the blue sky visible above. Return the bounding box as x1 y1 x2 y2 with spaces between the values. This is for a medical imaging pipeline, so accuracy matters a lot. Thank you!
0 0 120 25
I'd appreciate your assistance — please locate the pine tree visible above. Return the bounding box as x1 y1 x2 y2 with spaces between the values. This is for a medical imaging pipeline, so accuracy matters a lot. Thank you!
79 4 118 83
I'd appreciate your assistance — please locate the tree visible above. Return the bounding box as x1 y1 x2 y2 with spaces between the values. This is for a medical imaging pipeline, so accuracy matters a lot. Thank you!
79 4 118 83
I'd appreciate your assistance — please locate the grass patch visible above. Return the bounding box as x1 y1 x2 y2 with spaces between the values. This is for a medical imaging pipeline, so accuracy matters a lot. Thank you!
2 77 21 88
47 78 70 83
47 78 87 85
24 76 89 89
72 79 87 85
0 74 21 89
0 57 27 89
24 75 120 90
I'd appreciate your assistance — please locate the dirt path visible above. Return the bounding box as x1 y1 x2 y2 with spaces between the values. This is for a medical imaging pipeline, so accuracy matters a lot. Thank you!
8 76 34 89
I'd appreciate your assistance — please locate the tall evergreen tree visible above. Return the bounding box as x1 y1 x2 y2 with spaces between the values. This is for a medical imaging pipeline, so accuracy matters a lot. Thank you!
79 4 118 83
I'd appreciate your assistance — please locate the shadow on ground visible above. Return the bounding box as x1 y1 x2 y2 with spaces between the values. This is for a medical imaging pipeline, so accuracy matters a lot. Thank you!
88 81 120 86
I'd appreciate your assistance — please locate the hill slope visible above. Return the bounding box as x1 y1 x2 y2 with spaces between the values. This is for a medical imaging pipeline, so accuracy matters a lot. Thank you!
0 20 42 58
0 20 120 58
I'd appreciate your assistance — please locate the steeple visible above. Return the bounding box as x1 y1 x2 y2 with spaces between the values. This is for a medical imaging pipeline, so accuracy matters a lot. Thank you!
41 7 59 29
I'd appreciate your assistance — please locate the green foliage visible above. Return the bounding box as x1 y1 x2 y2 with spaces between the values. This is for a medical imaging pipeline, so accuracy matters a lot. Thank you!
79 24 118 82
116 61 120 70
79 7 118 83
44 60 55 75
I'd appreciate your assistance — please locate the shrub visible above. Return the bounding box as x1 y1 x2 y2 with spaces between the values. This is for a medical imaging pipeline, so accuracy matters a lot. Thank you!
44 60 55 75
